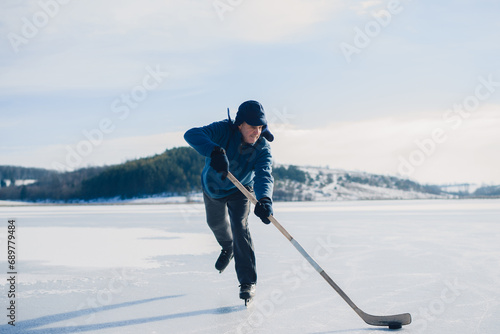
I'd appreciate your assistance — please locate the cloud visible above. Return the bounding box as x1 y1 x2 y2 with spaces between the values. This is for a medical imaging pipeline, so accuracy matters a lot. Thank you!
3 105 499 184
2 131 186 171
2 0 499 187
214 0 344 43
0 0 343 93
271 105 500 184
349 0 384 15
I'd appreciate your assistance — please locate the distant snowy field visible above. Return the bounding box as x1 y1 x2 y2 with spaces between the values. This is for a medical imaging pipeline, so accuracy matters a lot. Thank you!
1 199 499 333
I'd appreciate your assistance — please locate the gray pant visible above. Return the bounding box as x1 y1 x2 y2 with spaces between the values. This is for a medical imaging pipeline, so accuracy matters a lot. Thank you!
203 189 256 285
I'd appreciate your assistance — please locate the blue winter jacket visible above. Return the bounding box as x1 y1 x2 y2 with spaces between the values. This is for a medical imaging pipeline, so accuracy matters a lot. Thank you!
184 119 273 200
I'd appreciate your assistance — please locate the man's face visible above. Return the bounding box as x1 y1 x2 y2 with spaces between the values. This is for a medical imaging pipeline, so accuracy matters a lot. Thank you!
238 122 263 144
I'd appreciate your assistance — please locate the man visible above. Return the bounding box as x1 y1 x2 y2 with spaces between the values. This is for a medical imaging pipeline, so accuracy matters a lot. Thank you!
184 100 274 302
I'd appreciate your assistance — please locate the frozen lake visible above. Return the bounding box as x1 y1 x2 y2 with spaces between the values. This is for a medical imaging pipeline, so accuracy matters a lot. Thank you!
1 199 499 333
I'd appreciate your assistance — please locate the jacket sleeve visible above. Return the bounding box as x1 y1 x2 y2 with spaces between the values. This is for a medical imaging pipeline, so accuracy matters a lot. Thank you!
184 121 228 157
253 144 274 201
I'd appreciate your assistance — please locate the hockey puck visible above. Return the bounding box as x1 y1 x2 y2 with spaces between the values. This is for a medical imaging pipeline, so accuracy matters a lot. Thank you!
388 322 402 329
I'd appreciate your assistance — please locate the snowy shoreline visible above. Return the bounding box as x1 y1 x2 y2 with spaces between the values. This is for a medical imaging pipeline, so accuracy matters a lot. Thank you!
3 195 499 207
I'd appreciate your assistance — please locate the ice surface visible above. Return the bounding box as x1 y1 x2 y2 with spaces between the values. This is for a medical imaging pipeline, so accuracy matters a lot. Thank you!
11 227 216 269
0 199 499 333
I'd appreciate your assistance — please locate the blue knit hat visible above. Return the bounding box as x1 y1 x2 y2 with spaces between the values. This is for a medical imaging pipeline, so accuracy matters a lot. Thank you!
228 100 274 142
235 100 267 127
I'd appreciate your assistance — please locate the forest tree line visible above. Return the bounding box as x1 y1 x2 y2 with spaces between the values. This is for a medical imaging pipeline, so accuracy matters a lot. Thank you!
2 147 498 202
0 147 204 202
0 147 310 202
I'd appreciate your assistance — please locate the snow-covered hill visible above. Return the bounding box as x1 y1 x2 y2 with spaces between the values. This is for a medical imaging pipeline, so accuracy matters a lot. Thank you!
124 166 452 204
3 162 497 205
273 166 451 201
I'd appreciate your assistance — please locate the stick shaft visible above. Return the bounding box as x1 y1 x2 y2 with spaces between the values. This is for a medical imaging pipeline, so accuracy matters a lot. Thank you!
226 172 361 311
228 172 411 328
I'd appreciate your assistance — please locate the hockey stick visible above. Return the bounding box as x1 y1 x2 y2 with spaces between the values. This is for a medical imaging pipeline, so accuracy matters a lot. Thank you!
227 172 411 329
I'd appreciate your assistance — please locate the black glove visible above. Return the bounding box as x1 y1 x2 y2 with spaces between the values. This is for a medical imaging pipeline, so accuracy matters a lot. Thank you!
254 197 273 224
210 146 229 180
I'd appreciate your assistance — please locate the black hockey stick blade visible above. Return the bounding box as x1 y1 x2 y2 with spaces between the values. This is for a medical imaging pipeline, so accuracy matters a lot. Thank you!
358 309 411 329
319 269 412 329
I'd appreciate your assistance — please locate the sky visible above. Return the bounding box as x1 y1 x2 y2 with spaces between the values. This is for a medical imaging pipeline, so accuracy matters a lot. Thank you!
1 0 499 185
